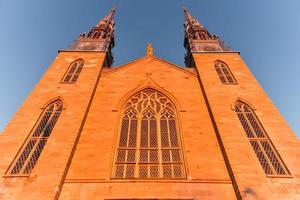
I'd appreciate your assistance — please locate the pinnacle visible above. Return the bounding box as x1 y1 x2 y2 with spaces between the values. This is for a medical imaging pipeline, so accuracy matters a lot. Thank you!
146 43 154 56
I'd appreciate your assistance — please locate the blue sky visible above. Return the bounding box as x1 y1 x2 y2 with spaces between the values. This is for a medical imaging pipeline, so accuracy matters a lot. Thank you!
0 0 299 137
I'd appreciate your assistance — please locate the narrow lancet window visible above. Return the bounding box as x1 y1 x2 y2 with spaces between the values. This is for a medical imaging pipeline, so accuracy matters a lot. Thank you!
113 89 185 179
215 61 237 84
62 59 84 83
7 100 63 175
235 101 289 176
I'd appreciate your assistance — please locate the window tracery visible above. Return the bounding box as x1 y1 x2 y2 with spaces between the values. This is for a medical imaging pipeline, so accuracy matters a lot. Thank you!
235 101 289 176
215 61 237 84
62 59 84 83
8 100 63 175
113 89 185 179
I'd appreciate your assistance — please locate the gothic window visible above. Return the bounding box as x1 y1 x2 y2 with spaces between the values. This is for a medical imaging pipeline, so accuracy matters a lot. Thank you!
235 101 290 176
214 61 237 84
62 59 84 83
113 89 186 179
7 100 63 175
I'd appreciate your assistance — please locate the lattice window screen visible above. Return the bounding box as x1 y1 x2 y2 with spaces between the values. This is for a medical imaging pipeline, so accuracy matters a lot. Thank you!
214 61 237 84
113 89 185 179
62 59 84 83
235 101 289 176
8 100 63 175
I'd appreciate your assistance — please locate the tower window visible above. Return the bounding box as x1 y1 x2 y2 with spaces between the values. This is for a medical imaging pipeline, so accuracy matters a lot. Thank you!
235 101 290 176
62 59 84 83
113 89 186 179
7 100 63 176
214 61 237 84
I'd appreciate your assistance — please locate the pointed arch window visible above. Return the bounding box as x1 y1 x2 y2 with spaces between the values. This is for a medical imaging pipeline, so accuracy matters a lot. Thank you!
113 89 186 179
7 100 63 176
62 59 84 83
215 61 237 84
235 101 290 176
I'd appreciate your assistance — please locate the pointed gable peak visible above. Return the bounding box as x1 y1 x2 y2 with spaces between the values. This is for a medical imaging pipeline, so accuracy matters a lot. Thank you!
102 55 196 78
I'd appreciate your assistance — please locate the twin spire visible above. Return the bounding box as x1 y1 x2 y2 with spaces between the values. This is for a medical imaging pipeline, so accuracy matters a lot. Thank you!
96 6 116 26
68 7 116 66
68 6 230 67
183 6 231 66
183 6 213 41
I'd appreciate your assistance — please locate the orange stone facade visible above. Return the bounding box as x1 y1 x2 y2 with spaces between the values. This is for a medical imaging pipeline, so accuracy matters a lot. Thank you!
0 7 299 200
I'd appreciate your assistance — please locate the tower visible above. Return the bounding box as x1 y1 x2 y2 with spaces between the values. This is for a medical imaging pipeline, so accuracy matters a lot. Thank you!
183 7 300 200
0 6 299 200
0 8 116 199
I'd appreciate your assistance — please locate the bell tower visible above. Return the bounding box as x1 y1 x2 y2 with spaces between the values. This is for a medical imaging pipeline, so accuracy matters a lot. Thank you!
0 8 116 200
183 7 300 199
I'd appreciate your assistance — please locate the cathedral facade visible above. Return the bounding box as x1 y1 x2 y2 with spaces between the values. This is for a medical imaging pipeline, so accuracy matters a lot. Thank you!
0 7 299 200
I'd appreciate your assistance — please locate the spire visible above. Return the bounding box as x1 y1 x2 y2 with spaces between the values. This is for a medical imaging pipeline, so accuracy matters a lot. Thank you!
95 6 116 30
183 6 204 29
183 6 212 41
85 6 116 48
182 6 230 67
68 7 116 66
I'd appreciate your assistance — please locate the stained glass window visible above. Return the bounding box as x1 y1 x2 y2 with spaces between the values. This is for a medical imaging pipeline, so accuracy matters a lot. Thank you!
235 101 289 176
215 61 237 84
62 59 84 83
113 89 185 179
8 100 63 175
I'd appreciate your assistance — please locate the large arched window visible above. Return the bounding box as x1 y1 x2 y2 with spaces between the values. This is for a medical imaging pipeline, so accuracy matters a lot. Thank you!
113 89 186 179
235 101 289 176
62 59 84 83
7 100 63 175
214 60 237 84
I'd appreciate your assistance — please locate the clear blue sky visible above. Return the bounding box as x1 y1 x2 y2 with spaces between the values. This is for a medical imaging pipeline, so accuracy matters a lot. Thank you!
0 0 299 137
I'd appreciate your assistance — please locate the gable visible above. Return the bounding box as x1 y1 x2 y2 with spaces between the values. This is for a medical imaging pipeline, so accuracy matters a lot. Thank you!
101 56 197 78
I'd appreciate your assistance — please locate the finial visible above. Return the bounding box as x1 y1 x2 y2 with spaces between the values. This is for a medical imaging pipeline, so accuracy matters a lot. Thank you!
146 43 153 56
182 6 192 20
108 6 116 21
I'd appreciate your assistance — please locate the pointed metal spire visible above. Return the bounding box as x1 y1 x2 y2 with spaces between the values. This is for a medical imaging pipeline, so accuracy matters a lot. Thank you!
96 6 116 27
182 6 191 20
85 6 116 44
183 6 210 39
183 6 202 28
68 7 116 66
182 6 229 67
